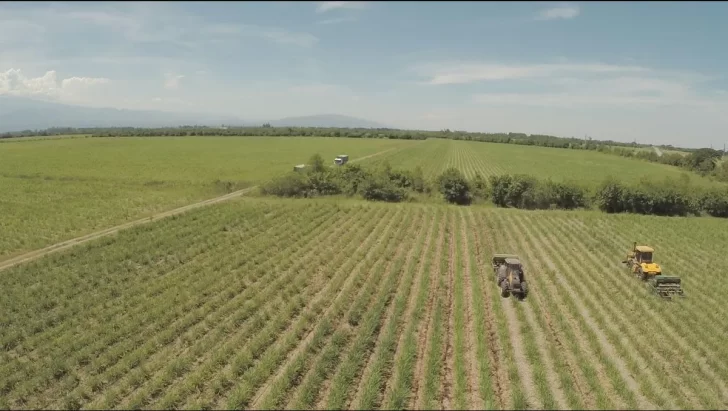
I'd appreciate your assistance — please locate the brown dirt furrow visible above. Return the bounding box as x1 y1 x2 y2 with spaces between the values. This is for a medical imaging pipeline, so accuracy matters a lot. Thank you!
499 296 542 409
509 213 653 409
494 212 569 410
518 305 569 409
532 290 594 409
481 212 542 409
457 209 484 410
110 206 359 409
497 215 592 409
467 209 510 410
0 145 399 273
411 210 447 409
441 212 456 410
314 208 419 410
348 210 429 409
205 206 403 409
379 207 438 404
248 209 405 410
279 207 411 410
501 212 623 407
574 216 725 406
542 215 690 408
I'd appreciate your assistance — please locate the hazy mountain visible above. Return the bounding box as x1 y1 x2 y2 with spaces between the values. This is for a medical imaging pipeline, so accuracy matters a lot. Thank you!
0 96 246 132
0 96 391 133
269 114 390 129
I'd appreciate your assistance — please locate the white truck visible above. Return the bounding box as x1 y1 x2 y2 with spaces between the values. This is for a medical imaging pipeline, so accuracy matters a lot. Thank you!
334 154 349 166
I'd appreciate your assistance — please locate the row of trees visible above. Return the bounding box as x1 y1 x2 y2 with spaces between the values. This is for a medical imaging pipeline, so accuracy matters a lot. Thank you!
1 124 682 151
261 155 728 219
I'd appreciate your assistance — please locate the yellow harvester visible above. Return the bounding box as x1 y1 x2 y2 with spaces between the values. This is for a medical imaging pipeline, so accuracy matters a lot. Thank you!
622 242 684 299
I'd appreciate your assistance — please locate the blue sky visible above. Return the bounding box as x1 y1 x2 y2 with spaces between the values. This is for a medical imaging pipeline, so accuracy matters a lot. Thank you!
1 1 727 147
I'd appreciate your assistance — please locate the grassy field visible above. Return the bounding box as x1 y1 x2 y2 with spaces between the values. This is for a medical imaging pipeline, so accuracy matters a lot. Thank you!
0 136 412 259
1 197 727 410
2 135 723 262
371 138 719 186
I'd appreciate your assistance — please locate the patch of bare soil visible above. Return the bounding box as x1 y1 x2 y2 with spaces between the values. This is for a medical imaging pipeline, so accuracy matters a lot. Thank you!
508 213 652 409
458 210 484 410
441 213 456 410
467 210 510 410
411 211 447 410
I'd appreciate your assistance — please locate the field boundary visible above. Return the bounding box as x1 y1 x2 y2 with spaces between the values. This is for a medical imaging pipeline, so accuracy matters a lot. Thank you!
0 146 401 272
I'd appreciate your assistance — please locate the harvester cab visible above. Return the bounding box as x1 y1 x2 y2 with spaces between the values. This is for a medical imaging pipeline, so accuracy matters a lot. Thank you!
622 242 684 300
491 254 529 299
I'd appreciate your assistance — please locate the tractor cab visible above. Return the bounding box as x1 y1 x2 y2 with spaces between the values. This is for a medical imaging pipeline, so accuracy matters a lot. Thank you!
504 258 525 281
634 246 653 263
625 243 661 276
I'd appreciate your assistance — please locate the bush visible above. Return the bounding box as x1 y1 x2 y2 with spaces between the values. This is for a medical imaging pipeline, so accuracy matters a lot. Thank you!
698 188 728 217
331 164 372 196
360 175 408 202
593 177 626 213
488 175 511 207
437 167 472 205
593 176 698 216
546 180 588 210
260 172 311 197
470 173 488 200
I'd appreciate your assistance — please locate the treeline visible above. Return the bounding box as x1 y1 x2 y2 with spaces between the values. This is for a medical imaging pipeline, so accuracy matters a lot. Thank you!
1 124 688 152
262 154 728 218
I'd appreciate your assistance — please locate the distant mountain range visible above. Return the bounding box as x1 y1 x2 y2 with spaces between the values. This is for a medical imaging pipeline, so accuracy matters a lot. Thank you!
0 96 391 133
268 114 389 129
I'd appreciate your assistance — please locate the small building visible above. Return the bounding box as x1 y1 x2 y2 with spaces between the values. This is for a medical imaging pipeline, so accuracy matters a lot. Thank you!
293 164 306 172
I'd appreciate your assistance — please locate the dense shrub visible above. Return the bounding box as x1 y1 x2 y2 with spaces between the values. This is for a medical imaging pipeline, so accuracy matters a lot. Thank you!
360 174 408 202
488 174 587 210
261 155 728 219
593 177 626 213
594 177 698 216
698 188 728 217
260 172 311 197
437 167 472 205
331 164 372 196
471 173 488 200
488 175 512 207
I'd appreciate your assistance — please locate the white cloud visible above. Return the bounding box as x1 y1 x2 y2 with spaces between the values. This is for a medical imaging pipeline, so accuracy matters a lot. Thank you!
164 73 185 90
0 68 110 102
315 1 369 13
415 62 650 85
536 3 581 21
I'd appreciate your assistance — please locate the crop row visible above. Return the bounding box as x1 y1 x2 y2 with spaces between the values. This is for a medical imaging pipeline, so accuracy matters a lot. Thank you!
2 198 727 410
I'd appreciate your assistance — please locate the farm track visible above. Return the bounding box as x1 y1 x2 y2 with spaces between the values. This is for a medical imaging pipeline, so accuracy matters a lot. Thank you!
0 147 396 273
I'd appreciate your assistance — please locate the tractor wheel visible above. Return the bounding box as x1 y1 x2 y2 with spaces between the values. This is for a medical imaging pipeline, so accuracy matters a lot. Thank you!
521 281 529 299
500 282 510 298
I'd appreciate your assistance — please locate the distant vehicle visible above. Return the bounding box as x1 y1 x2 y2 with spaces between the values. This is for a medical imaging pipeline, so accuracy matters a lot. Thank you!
622 242 684 299
293 164 306 172
491 254 529 299
334 155 349 166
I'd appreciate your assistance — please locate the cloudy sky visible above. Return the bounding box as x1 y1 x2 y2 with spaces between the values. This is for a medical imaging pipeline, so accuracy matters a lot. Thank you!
1 1 727 147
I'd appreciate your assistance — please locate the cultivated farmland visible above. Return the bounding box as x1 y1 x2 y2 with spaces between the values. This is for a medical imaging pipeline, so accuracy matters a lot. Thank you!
2 197 727 410
0 136 413 259
371 138 721 186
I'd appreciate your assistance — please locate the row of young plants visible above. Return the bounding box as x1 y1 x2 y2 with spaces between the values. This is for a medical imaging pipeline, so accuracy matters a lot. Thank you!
260 154 728 219
534 212 728 408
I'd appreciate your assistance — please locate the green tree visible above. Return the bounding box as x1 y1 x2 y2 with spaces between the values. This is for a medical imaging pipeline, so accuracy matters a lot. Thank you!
436 167 471 205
